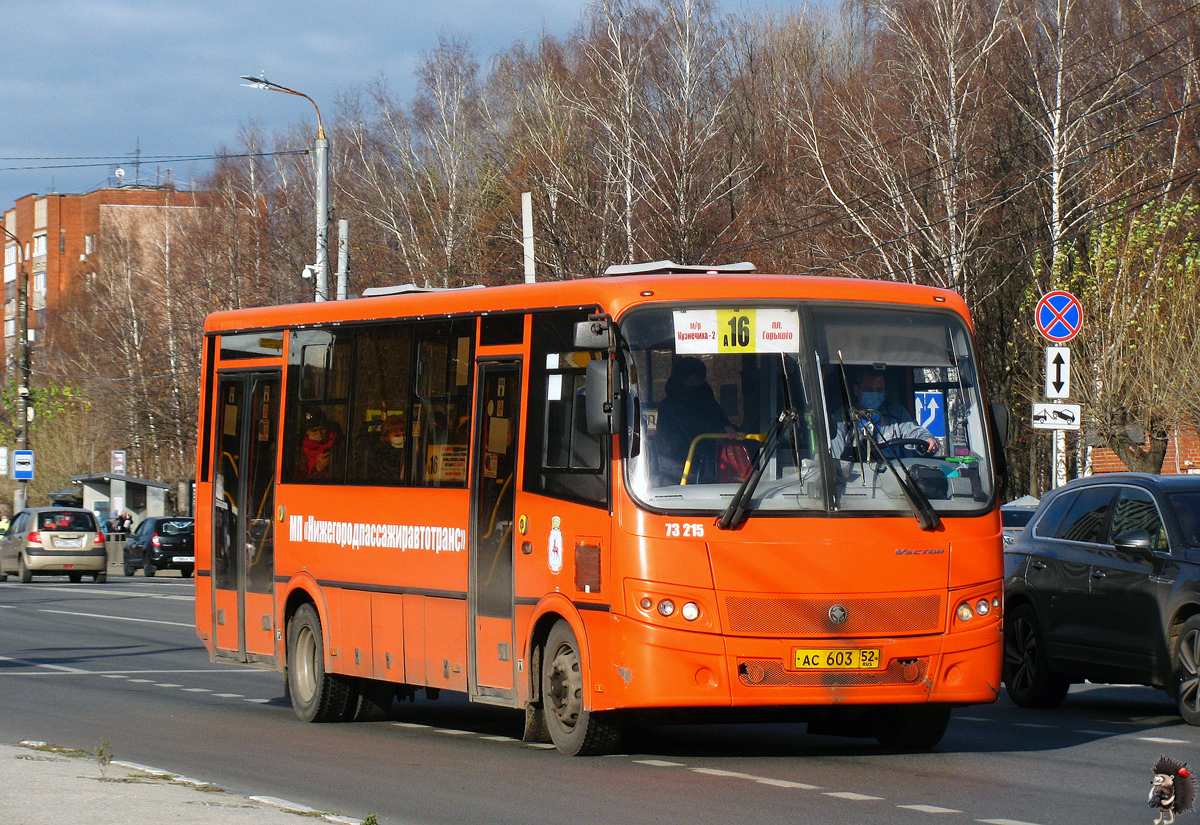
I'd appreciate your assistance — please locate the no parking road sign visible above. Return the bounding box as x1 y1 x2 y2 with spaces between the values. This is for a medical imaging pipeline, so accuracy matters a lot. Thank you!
1035 291 1084 343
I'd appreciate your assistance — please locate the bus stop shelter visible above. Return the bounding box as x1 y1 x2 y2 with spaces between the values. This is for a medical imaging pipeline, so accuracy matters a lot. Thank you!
70 473 170 527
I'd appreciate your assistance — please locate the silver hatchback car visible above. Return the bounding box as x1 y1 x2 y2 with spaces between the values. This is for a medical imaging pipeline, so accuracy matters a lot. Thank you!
0 507 108 583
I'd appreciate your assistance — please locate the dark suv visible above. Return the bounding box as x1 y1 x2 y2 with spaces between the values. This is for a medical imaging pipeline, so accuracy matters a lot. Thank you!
123 517 195 578
1003 473 1200 723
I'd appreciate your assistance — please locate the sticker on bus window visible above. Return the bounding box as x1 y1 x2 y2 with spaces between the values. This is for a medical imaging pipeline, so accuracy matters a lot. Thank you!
673 308 800 354
548 516 563 574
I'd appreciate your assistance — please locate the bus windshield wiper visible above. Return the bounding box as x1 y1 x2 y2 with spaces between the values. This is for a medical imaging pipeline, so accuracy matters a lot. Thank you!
717 408 797 531
851 411 942 532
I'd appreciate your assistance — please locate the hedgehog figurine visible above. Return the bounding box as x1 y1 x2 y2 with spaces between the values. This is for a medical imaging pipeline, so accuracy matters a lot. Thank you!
1150 756 1196 824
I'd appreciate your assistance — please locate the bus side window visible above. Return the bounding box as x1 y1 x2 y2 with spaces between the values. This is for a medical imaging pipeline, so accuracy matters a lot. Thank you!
286 329 351 484
524 309 609 509
411 321 473 488
347 323 413 486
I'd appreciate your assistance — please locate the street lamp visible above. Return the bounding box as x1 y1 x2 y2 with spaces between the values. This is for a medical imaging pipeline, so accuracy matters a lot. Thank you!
240 74 330 302
1 224 31 511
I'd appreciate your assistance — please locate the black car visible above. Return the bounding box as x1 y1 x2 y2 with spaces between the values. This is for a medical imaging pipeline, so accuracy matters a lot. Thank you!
1003 473 1200 723
123 517 195 578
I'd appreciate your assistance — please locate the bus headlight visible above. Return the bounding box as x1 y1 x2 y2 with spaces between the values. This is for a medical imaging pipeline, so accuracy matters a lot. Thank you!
657 599 676 617
681 602 700 621
975 599 991 617
956 602 974 622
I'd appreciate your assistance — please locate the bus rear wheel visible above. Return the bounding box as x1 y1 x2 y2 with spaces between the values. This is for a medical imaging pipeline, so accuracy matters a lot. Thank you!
541 620 621 755
287 604 355 722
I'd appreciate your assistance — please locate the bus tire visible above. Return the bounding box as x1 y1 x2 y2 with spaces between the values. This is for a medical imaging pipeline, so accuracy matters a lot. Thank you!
875 704 950 750
287 603 355 722
347 678 394 722
542 620 621 755
1003 604 1069 708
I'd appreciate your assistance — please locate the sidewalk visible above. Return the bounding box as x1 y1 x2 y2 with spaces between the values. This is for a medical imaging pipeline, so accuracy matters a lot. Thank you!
0 740 368 825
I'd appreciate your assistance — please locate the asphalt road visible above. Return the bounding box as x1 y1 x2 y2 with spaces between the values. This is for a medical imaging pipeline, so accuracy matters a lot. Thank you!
1 575 1194 825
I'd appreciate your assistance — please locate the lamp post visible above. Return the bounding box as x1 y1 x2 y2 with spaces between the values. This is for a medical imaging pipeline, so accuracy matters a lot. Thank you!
240 74 330 301
1 225 30 511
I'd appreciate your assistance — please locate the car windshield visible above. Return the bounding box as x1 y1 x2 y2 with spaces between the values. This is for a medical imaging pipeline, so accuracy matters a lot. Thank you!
160 520 193 536
622 303 995 518
1167 491 1200 548
38 511 96 532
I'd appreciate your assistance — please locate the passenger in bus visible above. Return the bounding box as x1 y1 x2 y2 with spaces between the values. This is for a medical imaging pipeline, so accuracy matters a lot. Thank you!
297 407 344 480
655 356 738 483
829 367 937 460
364 414 407 484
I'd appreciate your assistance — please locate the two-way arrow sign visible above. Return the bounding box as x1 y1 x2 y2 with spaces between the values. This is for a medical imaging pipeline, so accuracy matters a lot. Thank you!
1045 346 1071 399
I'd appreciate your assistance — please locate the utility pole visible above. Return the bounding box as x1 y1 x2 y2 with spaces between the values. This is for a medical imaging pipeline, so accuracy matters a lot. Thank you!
240 74 330 301
2 224 30 512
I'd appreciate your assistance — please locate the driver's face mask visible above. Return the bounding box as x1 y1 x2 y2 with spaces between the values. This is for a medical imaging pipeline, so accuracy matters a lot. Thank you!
860 391 885 410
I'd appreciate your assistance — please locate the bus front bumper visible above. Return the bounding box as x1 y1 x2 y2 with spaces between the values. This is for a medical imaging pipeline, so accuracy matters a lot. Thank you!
596 613 1002 711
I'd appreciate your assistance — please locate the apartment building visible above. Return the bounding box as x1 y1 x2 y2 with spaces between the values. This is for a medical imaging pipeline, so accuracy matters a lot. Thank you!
2 185 209 374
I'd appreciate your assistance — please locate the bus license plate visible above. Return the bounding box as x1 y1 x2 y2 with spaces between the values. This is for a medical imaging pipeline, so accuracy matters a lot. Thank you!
793 648 880 670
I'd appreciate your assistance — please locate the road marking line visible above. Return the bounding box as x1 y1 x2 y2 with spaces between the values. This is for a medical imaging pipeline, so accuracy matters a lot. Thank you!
29 585 193 600
0 654 90 674
214 693 244 698
691 768 763 780
824 791 884 801
977 819 1044 825
635 759 685 767
128 678 153 683
434 729 472 736
756 778 821 790
245 698 272 703
1012 723 1053 728
104 674 128 679
900 804 961 813
527 743 556 749
183 688 210 692
480 735 513 742
155 684 182 688
392 722 429 729
38 608 193 628
1140 736 1190 744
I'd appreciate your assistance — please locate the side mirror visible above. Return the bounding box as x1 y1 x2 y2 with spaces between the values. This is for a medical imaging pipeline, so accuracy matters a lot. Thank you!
990 402 1010 448
1114 528 1156 558
585 359 619 435
574 319 613 350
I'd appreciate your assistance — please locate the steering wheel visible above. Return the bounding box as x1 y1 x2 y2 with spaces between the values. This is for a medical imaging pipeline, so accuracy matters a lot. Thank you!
884 438 934 457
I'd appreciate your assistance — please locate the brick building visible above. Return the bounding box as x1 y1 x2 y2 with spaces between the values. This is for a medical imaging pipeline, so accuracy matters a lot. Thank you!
2 185 210 375
1091 427 1200 475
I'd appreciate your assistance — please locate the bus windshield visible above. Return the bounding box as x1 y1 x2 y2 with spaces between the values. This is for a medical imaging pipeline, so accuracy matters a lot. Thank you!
623 303 995 518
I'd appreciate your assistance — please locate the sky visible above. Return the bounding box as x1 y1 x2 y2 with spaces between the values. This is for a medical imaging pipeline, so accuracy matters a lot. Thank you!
1 0 798 211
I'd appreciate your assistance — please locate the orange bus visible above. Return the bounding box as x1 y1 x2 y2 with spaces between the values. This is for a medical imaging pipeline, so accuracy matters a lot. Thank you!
194 264 1005 755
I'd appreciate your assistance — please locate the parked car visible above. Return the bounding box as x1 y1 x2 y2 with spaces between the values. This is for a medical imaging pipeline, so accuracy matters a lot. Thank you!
0 507 108 583
1001 496 1039 546
123 517 195 578
1003 472 1200 723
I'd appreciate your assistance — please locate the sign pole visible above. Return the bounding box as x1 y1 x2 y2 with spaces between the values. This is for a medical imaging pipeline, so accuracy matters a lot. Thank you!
1034 291 1084 489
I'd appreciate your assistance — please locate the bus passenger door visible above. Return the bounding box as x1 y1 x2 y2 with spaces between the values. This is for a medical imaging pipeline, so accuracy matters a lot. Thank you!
211 372 280 665
469 361 520 701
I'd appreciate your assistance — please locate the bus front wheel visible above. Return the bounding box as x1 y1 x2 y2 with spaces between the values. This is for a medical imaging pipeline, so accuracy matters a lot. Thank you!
287 604 355 722
541 620 621 756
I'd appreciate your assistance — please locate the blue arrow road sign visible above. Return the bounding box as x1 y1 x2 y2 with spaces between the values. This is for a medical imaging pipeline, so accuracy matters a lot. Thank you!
13 450 33 481
914 391 946 438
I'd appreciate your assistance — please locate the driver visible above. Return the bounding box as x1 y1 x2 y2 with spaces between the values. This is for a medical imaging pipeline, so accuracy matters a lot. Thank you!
829 368 938 460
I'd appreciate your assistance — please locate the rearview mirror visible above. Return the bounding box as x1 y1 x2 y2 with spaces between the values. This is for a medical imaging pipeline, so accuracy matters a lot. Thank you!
585 359 619 435
990 403 1010 448
1114 528 1156 559
574 319 613 350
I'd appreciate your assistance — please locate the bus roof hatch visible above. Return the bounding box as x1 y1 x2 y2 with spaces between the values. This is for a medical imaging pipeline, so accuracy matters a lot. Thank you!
602 260 757 277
